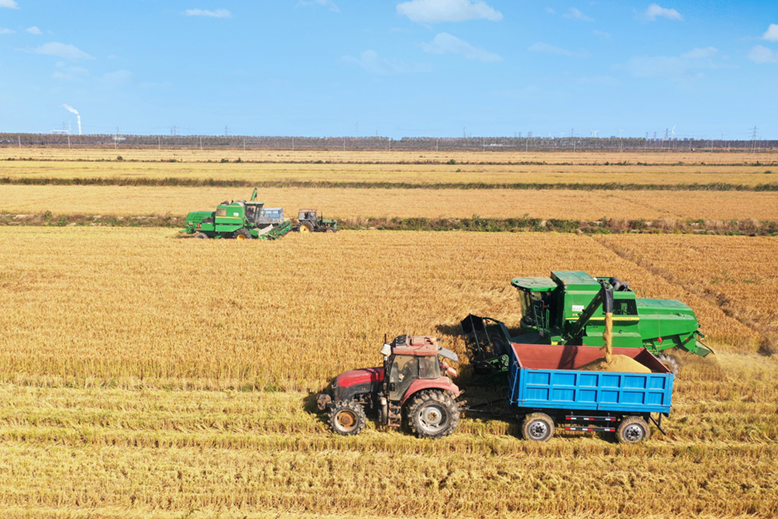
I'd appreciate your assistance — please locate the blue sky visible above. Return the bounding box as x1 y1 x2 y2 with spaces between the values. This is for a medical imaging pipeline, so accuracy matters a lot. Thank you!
0 0 776 139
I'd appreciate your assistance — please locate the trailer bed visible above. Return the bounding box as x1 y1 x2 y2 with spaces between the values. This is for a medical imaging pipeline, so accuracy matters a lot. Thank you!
507 343 673 415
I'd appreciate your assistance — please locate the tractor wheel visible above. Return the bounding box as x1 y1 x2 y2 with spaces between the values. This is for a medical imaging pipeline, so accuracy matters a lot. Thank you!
194 232 209 239
656 354 680 375
521 412 555 442
299 223 313 234
406 390 460 439
234 228 252 240
616 416 651 444
328 400 367 436
325 227 336 233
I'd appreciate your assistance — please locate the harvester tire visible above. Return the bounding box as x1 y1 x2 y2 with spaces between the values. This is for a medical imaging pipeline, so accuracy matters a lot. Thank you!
522 413 555 442
300 223 313 234
329 400 367 436
656 354 680 375
616 416 651 444
406 390 460 439
194 232 209 239
234 228 252 240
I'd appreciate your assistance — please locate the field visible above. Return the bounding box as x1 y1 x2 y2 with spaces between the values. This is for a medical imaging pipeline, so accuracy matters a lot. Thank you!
0 148 777 518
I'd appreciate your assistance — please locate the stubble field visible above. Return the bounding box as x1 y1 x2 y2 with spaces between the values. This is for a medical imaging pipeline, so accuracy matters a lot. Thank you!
0 148 776 518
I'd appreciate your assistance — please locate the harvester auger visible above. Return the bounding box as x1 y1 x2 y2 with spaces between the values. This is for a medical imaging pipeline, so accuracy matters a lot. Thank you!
462 271 713 378
182 188 293 240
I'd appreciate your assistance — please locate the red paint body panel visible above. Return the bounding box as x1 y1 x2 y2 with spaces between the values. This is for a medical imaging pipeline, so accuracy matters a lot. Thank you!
335 367 385 388
401 378 460 404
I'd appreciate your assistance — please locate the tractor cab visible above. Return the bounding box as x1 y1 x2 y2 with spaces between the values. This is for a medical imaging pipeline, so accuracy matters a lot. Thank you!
381 335 458 402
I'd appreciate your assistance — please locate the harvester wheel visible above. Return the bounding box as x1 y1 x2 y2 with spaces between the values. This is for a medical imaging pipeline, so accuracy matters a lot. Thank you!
656 354 680 375
299 223 313 234
406 390 460 439
234 228 252 240
522 413 555 442
616 416 651 444
194 232 209 239
328 400 367 436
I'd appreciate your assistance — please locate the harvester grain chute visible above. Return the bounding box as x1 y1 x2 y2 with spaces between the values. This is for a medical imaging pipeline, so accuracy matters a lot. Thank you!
462 271 713 377
182 189 293 240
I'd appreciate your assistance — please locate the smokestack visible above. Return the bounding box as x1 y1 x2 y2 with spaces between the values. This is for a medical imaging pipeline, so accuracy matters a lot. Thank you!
62 104 81 135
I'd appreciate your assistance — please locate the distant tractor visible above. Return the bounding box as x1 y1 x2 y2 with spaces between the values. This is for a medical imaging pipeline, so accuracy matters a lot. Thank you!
297 209 338 233
317 335 460 438
183 189 293 240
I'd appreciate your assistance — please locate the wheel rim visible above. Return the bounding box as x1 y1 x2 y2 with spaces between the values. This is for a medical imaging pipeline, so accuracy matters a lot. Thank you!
300 226 310 233
417 404 448 434
336 410 357 432
236 234 247 240
623 424 645 442
528 420 548 439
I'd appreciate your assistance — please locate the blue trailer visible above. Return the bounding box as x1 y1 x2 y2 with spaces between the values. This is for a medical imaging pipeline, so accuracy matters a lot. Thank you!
503 342 673 443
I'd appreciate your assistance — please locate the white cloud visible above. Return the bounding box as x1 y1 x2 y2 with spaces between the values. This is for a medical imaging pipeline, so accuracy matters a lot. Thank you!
52 62 90 81
298 0 339 12
644 4 683 22
341 50 407 75
185 9 232 18
27 26 42 35
421 32 501 62
616 47 724 80
763 24 778 42
546 7 555 15
397 0 502 23
528 42 590 59
681 47 717 59
31 42 94 60
593 30 611 38
0 0 19 9
0 27 15 34
563 8 593 22
748 45 778 64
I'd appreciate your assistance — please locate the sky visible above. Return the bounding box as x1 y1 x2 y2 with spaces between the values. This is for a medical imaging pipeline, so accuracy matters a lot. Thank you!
0 0 776 139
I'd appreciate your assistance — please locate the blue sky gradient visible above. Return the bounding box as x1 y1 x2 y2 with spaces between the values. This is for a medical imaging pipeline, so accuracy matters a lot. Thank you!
0 0 776 138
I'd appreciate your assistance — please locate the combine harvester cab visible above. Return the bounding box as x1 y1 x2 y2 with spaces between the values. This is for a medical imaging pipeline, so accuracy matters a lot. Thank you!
463 271 712 377
183 188 293 240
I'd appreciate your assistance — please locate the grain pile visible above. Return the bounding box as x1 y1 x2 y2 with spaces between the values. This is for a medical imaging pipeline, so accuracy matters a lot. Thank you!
579 312 651 373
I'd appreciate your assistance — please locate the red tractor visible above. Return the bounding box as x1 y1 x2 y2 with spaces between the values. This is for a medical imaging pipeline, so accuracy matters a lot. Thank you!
316 335 461 438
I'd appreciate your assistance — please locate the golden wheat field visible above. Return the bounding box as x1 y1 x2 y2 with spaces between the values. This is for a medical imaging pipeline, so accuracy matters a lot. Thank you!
0 226 777 517
1 148 777 518
1 149 777 186
3 184 778 221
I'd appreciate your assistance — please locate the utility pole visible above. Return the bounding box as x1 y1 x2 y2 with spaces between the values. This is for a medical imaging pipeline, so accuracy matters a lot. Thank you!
18 135 21 148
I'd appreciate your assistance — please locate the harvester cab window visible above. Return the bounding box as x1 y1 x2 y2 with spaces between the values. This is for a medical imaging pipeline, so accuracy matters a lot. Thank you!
245 205 258 224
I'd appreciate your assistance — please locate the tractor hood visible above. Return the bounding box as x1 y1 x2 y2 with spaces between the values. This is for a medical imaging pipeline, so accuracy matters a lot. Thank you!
335 367 385 388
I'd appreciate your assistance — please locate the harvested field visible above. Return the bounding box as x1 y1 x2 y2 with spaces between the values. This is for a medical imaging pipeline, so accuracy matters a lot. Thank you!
3 184 778 221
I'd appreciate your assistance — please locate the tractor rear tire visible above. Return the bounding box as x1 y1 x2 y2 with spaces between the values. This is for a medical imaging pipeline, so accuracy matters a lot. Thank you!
194 232 209 239
656 354 680 375
234 228 252 240
300 223 313 233
522 412 555 442
328 400 367 436
406 390 460 439
616 416 651 444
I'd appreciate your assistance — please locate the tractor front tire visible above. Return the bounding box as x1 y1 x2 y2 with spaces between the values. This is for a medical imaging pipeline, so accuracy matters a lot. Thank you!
194 232 209 239
406 391 460 439
616 416 651 444
325 227 336 233
328 400 367 436
234 228 252 240
522 412 555 442
656 354 680 375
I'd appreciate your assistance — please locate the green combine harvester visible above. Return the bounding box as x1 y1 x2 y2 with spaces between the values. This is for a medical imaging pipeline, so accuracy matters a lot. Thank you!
462 271 713 378
182 189 293 240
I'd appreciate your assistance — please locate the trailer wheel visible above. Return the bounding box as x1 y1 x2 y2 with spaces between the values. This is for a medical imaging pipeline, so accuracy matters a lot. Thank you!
328 400 367 436
656 354 680 375
522 413 555 442
406 390 460 439
616 416 651 444
234 228 252 240
194 232 209 239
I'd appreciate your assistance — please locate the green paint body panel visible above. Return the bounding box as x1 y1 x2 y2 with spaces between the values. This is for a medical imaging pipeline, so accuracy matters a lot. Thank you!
513 270 711 357
183 194 293 240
